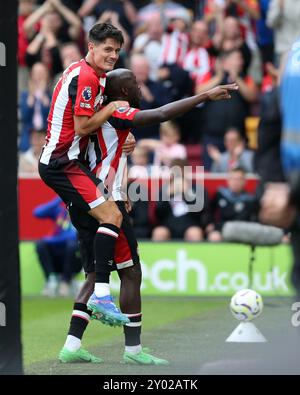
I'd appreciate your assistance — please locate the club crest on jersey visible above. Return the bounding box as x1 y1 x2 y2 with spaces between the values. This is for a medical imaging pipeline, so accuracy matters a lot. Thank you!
94 92 104 111
82 86 92 102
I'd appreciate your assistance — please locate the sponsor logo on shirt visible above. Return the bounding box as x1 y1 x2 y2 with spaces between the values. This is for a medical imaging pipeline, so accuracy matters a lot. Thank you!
125 108 136 116
80 102 91 109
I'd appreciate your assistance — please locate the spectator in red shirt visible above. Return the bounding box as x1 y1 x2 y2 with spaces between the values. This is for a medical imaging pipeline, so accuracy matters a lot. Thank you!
24 0 82 76
18 0 36 67
183 20 213 91
18 0 37 92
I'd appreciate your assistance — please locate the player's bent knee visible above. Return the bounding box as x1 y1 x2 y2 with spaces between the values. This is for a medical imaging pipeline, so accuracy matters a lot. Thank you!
101 210 122 227
90 202 123 227
101 202 123 226
108 208 123 227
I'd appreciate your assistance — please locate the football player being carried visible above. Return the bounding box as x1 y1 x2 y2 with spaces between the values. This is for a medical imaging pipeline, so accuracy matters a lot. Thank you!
39 22 133 328
58 68 238 365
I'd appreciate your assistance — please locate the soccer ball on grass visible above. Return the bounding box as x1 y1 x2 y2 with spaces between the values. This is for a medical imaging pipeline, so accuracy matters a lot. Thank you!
230 289 263 322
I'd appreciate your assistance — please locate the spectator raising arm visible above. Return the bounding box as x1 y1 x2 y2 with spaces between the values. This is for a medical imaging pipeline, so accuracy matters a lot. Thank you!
204 1 225 24
25 16 60 70
196 70 224 94
231 0 261 20
48 0 82 41
97 11 130 52
78 0 99 18
24 0 81 42
235 75 258 102
122 0 138 26
23 1 53 38
26 30 47 57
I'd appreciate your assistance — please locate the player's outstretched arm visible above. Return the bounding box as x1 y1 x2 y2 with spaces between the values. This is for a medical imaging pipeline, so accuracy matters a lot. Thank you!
74 100 129 137
132 84 238 127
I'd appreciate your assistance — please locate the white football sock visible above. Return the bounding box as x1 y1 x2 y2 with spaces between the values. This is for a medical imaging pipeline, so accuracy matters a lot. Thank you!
94 283 110 297
125 345 142 355
64 335 81 352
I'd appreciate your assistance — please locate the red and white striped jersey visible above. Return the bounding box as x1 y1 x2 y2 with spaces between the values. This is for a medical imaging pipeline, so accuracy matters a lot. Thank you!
40 59 106 166
159 31 189 67
86 106 140 201
183 47 212 86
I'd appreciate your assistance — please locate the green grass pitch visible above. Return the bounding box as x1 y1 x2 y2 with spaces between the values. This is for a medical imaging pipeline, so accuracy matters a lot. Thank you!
22 296 300 375
23 297 226 375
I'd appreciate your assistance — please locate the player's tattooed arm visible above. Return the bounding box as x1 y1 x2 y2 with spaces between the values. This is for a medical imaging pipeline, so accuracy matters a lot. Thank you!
132 84 238 127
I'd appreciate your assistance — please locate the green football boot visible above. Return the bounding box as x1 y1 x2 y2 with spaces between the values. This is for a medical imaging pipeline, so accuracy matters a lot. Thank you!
123 349 169 366
58 347 103 363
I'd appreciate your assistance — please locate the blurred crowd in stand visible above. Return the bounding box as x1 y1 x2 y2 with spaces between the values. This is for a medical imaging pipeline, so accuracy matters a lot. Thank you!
18 1 299 276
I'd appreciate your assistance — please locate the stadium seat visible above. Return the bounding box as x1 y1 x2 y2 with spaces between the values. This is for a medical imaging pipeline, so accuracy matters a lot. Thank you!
245 117 260 150
19 176 259 240
185 144 203 167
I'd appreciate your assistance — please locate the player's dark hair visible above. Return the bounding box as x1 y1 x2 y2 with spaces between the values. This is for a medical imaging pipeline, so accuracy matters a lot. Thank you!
88 23 124 46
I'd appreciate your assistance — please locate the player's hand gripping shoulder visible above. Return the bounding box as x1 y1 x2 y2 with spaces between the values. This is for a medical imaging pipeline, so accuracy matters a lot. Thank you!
122 133 136 156
206 83 239 101
108 100 130 112
74 101 129 136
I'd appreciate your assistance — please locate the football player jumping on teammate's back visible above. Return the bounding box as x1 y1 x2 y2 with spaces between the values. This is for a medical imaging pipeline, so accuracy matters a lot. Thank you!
57 68 238 365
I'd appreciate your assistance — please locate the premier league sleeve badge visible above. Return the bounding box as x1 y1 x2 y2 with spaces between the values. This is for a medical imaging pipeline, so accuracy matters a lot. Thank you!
82 86 92 102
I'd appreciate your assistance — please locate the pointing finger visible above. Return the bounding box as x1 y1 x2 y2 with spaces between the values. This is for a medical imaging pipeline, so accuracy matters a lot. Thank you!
221 83 239 91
